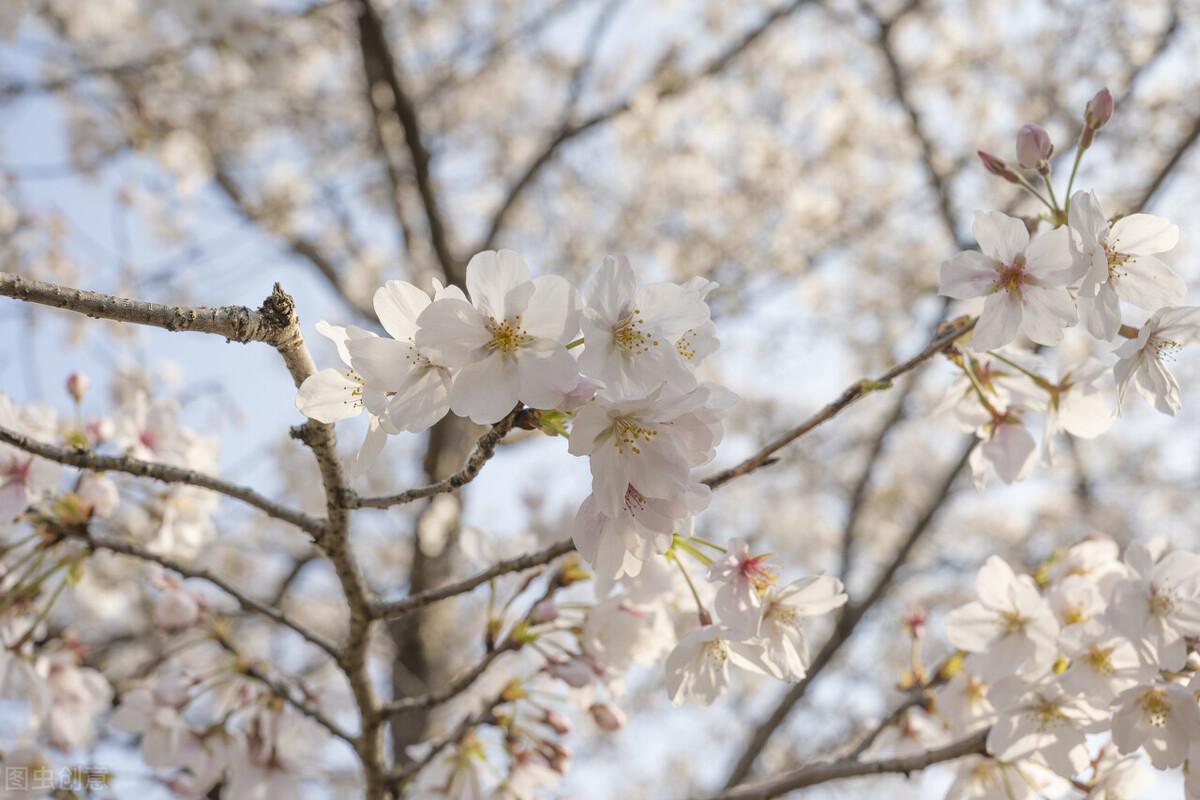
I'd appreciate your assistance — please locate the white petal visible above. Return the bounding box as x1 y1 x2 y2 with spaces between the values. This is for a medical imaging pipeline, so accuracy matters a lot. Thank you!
1024 225 1073 282
295 369 362 423
969 291 1023 351
973 210 1029 264
466 249 531 320
522 275 580 344
515 339 579 409
449 354 520 424
939 251 998 299
414 298 490 367
586 255 636 322
373 281 430 341
1115 254 1186 310
1110 213 1179 256
1020 286 1076 346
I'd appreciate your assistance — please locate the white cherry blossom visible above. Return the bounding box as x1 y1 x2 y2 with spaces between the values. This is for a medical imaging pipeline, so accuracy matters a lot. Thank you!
416 250 580 423
1070 190 1184 341
1111 681 1200 769
664 624 776 705
1107 543 1200 671
986 677 1107 778
344 279 460 434
756 575 847 680
578 255 709 397
944 556 1059 680
1113 305 1200 416
940 211 1077 351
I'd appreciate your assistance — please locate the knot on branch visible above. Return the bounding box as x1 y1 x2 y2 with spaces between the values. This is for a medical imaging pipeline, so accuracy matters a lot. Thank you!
259 282 298 332
289 420 320 444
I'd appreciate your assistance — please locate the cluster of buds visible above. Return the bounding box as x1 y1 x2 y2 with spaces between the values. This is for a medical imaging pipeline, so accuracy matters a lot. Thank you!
977 88 1113 198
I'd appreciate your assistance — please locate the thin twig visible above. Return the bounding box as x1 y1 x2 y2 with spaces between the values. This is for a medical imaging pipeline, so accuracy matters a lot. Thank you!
351 408 521 509
721 437 976 787
81 533 340 660
479 0 817 249
379 639 517 715
703 316 974 490
374 538 576 619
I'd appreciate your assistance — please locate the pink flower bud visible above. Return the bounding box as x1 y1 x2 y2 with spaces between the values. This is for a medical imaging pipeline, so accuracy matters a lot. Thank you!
976 151 1019 184
530 599 558 624
588 702 625 731
1015 124 1053 171
542 709 572 735
548 656 596 688
66 372 89 403
1085 88 1113 130
154 588 200 631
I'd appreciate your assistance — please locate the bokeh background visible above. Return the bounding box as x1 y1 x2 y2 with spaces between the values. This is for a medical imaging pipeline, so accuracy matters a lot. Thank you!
2 0 1198 796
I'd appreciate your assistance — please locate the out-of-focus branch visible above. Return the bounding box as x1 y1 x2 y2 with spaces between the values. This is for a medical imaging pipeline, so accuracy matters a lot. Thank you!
704 730 987 800
479 0 817 249
212 630 356 747
350 408 521 509
703 316 974 490
721 437 976 787
374 538 576 619
354 0 460 284
79 532 341 661
379 639 518 715
1132 112 1200 212
0 425 324 536
0 273 384 794
866 1 965 249
211 167 374 320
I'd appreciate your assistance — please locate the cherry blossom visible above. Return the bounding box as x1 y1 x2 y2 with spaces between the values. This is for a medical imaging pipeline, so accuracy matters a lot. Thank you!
416 250 581 423
578 255 709 396
944 556 1059 679
1070 190 1184 341
1110 681 1200 769
939 211 1076 351
1113 305 1200 416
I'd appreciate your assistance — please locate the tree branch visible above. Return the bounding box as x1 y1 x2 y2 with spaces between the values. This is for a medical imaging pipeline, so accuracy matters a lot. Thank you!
703 316 974 490
0 425 324 536
379 639 517 715
704 730 987 800
374 538 576 619
479 0 817 249
350 408 521 509
354 0 460 283
81 532 341 661
721 437 976 787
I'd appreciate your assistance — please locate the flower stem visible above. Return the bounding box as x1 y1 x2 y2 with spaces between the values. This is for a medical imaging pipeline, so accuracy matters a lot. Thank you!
565 337 585 349
668 550 708 619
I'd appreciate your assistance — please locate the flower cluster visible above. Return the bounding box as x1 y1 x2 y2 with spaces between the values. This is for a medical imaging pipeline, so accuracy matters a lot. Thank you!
902 537 1200 800
298 252 731 587
298 254 854 714
940 89 1200 486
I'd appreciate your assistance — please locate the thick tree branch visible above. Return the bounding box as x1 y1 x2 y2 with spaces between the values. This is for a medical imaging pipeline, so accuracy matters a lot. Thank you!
0 425 324 536
0 273 384 795
354 0 460 284
704 730 987 800
703 316 974 490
